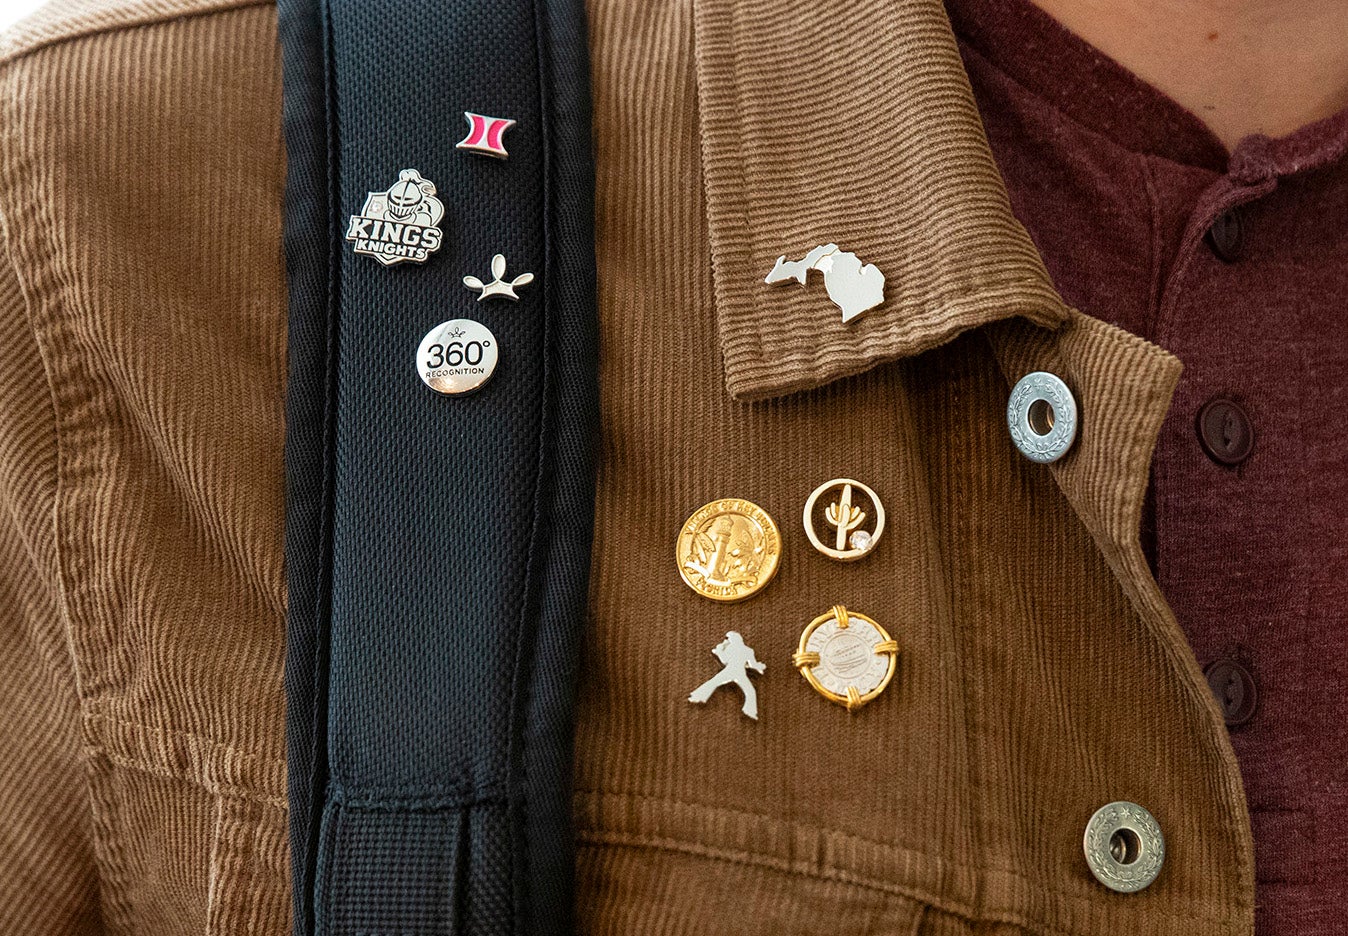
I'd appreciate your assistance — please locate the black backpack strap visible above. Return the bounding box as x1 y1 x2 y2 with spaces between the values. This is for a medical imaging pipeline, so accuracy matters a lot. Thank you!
278 0 599 930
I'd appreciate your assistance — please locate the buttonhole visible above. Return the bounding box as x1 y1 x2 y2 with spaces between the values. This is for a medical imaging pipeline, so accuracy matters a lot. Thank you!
1110 828 1141 865
1027 399 1055 436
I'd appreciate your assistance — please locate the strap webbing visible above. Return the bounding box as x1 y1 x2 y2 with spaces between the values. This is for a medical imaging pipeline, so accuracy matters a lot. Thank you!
278 0 599 930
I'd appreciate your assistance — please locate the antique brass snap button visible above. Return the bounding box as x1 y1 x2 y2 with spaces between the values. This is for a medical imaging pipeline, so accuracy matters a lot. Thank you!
1007 371 1078 464
676 499 781 602
1083 801 1165 893
802 479 884 561
793 605 898 712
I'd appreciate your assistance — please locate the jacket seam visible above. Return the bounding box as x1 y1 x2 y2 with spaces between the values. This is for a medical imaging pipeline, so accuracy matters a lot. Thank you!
327 780 509 811
0 0 274 69
0 41 112 930
574 787 1247 930
85 711 287 807
505 0 552 926
576 825 1243 934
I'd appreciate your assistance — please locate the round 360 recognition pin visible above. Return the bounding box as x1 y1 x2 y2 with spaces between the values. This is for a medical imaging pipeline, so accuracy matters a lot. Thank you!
416 319 498 396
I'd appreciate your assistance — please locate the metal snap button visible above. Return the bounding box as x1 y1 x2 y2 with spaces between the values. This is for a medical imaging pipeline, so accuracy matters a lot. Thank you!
416 319 498 395
1083 801 1165 893
1007 372 1078 464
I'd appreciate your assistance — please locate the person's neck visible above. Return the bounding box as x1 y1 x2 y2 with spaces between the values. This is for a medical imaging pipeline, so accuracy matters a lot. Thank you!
1030 0 1348 151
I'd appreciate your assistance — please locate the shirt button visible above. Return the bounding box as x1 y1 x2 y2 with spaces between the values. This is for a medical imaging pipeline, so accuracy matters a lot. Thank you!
1205 208 1244 263
1196 397 1255 465
1083 802 1165 892
1204 658 1258 727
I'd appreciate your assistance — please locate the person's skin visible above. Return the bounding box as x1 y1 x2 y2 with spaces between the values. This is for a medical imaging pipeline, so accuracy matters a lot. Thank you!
1031 0 1348 151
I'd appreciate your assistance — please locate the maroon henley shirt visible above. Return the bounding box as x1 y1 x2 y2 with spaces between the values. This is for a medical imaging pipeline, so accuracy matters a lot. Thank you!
947 2 1348 930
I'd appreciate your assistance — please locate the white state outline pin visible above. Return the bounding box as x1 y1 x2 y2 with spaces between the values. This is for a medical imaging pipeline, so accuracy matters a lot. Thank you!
765 243 886 323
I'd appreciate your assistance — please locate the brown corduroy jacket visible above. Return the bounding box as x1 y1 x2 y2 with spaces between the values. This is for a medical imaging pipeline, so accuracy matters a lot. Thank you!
0 0 1253 933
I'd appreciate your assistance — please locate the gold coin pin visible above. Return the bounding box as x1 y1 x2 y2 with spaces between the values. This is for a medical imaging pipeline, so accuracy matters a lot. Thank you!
676 498 781 602
793 604 898 712
803 478 884 561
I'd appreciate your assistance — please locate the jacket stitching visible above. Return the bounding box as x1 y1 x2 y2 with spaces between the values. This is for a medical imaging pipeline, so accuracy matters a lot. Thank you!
0 0 273 69
574 788 1247 930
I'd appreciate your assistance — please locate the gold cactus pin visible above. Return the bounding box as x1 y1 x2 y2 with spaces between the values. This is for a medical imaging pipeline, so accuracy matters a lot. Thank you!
802 478 884 561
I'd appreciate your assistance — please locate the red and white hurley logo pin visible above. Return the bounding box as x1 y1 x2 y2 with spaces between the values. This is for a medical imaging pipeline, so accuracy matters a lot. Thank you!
456 112 516 159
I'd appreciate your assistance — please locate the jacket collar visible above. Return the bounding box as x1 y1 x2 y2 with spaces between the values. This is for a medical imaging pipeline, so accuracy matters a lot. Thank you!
686 0 1226 740
691 0 1071 401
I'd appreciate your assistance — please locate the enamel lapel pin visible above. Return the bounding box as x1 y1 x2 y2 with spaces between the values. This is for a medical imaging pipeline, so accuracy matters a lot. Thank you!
765 243 885 323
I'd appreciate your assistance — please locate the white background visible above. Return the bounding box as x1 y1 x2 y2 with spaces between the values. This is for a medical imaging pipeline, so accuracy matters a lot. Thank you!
0 0 50 31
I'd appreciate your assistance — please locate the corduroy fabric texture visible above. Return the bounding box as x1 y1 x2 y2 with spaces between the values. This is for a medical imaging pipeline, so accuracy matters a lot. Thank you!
574 0 1252 932
692 0 1071 400
0 0 1256 934
0 1 292 932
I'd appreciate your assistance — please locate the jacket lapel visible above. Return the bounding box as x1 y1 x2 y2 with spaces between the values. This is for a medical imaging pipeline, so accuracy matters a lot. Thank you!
691 0 1069 401
691 0 1190 610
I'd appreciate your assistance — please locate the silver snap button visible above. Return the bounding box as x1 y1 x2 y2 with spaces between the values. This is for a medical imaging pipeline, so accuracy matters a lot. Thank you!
416 319 498 395
1083 801 1164 893
1007 371 1078 464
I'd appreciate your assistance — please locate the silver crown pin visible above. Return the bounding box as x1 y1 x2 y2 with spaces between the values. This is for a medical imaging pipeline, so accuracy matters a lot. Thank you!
463 254 534 302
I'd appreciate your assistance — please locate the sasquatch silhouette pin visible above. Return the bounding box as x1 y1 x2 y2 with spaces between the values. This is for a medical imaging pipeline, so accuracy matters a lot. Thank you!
688 631 766 720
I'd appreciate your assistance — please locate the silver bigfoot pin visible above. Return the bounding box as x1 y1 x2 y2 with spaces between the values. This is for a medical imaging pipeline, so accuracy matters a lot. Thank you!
688 631 766 720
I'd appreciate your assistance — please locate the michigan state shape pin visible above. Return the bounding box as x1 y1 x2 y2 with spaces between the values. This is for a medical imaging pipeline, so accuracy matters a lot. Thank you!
345 169 445 266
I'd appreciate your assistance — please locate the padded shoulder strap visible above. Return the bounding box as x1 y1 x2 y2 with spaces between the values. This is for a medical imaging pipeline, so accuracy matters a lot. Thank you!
278 0 599 930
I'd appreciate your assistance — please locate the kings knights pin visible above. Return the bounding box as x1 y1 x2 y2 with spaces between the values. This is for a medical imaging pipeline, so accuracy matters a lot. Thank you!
345 168 445 266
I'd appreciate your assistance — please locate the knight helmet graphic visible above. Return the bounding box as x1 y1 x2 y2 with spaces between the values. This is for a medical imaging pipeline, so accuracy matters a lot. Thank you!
383 169 443 226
